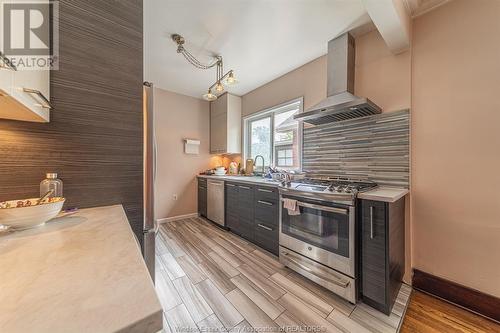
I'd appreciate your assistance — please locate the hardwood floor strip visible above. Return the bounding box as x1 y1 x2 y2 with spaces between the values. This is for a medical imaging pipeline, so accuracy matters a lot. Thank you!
159 228 186 258
234 251 276 277
195 279 243 329
230 275 285 320
196 314 227 332
356 302 401 329
237 265 285 300
155 269 182 311
156 235 170 255
212 236 240 254
165 304 200 333
192 231 219 249
228 320 252 333
274 311 306 331
286 271 356 316
327 310 372 333
251 248 290 275
199 260 237 295
162 313 173 333
401 291 500 333
212 245 243 268
172 276 214 323
277 293 343 333
159 253 186 280
208 252 240 278
270 273 334 318
175 256 207 285
350 306 395 333
226 289 280 331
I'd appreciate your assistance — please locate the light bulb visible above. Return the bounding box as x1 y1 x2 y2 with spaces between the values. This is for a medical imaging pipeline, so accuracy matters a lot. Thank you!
215 81 224 93
202 89 217 101
225 71 238 85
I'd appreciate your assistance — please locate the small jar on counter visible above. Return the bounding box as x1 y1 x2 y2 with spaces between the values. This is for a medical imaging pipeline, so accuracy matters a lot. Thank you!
40 173 63 198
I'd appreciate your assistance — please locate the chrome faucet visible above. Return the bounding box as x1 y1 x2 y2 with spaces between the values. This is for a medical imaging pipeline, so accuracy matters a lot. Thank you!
254 155 265 176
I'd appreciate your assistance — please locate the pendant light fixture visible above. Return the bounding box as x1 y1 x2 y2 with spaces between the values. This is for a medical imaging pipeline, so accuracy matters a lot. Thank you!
172 34 238 101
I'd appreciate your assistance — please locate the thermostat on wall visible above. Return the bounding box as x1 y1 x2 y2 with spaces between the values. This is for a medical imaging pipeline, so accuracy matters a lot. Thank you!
184 139 200 155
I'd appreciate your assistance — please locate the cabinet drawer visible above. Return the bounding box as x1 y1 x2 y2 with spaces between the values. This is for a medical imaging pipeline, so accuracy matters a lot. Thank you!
255 186 278 202
255 199 278 226
254 219 278 255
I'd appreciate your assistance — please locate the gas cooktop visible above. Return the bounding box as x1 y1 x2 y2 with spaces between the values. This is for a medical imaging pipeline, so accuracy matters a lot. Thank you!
280 177 378 203
293 178 378 194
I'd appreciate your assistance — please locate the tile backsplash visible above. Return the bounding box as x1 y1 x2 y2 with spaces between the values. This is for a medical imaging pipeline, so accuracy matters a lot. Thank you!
302 109 410 187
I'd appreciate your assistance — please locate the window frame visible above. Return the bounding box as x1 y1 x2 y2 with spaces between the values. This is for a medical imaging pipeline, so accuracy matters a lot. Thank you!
243 97 304 171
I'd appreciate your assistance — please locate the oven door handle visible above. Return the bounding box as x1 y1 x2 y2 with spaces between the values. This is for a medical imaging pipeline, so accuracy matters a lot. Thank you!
281 252 350 288
281 199 348 215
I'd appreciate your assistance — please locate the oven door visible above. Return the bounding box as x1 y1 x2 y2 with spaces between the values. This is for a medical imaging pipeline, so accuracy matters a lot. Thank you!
279 195 355 277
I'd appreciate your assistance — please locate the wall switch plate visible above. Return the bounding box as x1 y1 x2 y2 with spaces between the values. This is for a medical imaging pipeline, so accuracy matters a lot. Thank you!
173 194 178 201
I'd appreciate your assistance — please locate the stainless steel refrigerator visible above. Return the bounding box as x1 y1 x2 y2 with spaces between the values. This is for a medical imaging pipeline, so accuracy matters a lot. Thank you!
143 82 157 280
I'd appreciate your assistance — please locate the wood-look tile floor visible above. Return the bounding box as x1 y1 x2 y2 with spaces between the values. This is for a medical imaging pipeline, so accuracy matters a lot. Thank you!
156 217 411 333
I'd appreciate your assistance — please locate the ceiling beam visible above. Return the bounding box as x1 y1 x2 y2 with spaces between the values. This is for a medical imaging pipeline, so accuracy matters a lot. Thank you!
361 0 411 54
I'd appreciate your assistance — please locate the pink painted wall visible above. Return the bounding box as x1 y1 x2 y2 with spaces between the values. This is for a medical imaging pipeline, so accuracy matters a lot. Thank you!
411 0 500 297
154 88 212 219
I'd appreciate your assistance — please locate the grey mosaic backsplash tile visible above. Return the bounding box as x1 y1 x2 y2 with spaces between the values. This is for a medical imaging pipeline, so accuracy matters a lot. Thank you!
302 109 410 187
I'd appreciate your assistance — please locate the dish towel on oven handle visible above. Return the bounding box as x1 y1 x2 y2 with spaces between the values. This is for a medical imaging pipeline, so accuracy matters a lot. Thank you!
283 198 301 216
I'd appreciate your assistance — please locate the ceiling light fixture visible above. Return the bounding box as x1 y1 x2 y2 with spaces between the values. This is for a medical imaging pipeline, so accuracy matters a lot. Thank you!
202 89 217 101
172 34 238 101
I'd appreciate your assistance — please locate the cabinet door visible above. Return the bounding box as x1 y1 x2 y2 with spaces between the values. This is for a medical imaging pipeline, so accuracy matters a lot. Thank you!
11 68 50 120
198 179 207 217
210 95 227 153
237 184 254 241
225 183 239 231
361 200 388 313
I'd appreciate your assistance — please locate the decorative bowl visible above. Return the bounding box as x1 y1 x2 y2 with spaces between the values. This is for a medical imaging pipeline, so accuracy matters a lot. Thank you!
0 197 65 230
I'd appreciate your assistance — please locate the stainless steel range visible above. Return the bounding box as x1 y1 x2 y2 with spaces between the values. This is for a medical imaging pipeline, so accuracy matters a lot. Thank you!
278 178 377 303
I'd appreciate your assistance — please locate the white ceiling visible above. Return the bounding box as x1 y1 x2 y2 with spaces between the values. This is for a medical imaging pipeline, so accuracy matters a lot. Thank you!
144 0 373 99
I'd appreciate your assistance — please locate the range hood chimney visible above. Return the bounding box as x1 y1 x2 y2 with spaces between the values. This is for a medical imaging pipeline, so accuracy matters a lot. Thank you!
295 33 381 125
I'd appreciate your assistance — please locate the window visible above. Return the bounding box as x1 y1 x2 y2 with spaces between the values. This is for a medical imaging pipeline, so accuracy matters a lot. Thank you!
244 98 302 171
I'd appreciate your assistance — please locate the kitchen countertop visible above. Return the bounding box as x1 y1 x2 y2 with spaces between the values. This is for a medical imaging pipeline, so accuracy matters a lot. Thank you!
358 187 409 203
197 174 280 187
198 175 408 203
0 205 163 333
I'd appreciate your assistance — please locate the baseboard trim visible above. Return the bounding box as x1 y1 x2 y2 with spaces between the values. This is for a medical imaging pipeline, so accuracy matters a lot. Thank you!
157 213 199 224
412 269 500 323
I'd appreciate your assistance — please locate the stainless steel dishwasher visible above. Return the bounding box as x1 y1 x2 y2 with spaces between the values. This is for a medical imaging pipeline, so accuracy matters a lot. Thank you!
207 180 225 227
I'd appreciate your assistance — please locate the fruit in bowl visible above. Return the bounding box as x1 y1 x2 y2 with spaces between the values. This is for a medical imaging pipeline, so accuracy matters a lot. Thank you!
0 197 65 230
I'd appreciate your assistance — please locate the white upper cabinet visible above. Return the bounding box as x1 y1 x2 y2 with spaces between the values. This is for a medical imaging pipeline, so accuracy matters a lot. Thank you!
0 0 51 123
210 93 242 154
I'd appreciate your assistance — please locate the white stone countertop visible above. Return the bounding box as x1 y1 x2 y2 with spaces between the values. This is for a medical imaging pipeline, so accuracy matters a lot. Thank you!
198 175 408 203
197 174 280 187
0 205 163 333
357 187 409 203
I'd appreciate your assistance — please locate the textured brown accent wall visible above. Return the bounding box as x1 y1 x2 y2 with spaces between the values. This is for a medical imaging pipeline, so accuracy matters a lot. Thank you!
0 1 144 242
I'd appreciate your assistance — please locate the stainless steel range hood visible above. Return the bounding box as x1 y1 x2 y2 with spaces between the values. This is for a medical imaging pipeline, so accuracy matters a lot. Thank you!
295 33 381 125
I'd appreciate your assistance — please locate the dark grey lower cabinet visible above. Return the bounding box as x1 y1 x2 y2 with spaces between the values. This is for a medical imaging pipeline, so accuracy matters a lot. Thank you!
254 186 279 255
197 178 207 217
359 197 405 315
225 182 279 255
